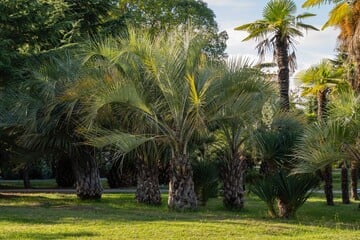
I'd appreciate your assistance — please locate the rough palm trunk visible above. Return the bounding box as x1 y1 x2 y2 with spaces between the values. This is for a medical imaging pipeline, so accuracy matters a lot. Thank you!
222 154 245 210
168 153 197 210
341 163 350 204
323 164 334 206
276 36 290 111
317 89 329 122
349 3 360 92
350 160 359 200
72 148 103 200
135 158 161 205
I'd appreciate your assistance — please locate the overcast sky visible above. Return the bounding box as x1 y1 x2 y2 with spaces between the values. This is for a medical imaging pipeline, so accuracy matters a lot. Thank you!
204 0 339 76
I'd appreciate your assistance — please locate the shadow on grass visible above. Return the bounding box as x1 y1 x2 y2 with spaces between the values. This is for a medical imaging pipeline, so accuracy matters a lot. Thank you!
4 232 97 240
0 193 359 231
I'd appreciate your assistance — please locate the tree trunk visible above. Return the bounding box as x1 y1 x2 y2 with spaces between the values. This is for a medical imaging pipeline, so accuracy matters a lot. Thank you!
323 164 334 206
277 200 294 219
135 158 161 205
22 165 31 189
349 3 360 92
168 153 197 210
341 163 350 204
72 148 103 200
222 154 245 210
317 89 329 122
276 37 290 111
350 160 359 200
54 156 75 188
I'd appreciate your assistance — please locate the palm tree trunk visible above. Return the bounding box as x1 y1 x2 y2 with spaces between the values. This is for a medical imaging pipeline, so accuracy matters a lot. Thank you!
168 153 197 210
22 165 31 189
54 156 75 188
341 163 350 204
222 154 245 210
276 37 290 111
323 164 334 206
277 200 294 219
317 89 329 122
349 4 360 92
135 158 161 205
72 148 103 200
350 160 359 200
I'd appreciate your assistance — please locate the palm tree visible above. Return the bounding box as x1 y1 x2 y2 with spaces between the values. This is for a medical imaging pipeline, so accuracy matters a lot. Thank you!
82 28 221 210
329 89 360 200
302 0 360 91
213 59 272 210
293 93 360 204
235 0 318 111
16 52 104 199
296 59 348 205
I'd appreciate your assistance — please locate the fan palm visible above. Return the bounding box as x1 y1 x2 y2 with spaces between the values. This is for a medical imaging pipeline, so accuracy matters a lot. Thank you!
235 0 318 111
296 59 348 204
329 89 360 200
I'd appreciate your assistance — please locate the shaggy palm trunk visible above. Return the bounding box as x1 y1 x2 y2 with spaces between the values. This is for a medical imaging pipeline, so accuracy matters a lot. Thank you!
222 154 245 210
276 36 290 111
349 4 360 92
72 148 103 200
341 163 350 204
168 153 197 210
350 160 359 200
135 158 161 205
323 164 334 206
317 89 329 122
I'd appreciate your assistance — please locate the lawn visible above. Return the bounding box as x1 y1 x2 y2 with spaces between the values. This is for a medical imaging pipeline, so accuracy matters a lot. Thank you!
0 192 359 240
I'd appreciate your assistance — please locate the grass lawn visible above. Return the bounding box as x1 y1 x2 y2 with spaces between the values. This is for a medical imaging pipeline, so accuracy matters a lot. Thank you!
0 192 359 240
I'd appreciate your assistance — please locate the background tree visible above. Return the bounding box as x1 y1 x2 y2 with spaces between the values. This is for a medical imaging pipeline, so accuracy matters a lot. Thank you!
119 0 228 60
235 0 318 111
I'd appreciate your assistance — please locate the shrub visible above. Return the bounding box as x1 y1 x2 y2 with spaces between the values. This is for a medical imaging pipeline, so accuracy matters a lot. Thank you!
250 171 320 218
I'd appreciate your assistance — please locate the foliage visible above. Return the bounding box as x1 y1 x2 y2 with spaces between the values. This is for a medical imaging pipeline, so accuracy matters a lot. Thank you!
120 0 228 60
250 172 320 218
192 158 218 205
235 0 318 110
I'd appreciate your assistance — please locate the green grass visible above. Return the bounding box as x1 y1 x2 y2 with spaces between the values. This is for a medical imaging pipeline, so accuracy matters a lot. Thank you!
0 192 358 240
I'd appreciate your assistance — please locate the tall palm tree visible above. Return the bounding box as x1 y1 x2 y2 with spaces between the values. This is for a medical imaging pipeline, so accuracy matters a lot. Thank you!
296 59 348 204
302 0 360 91
235 0 318 111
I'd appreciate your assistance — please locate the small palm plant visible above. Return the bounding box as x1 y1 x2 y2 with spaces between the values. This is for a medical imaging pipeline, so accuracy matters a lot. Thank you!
251 172 320 218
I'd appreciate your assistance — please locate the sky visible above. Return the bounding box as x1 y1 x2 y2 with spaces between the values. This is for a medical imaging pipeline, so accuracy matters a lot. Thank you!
203 0 339 82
